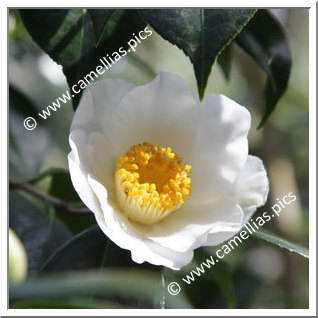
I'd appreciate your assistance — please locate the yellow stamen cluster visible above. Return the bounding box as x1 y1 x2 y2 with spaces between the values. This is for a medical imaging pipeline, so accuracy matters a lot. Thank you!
115 142 192 225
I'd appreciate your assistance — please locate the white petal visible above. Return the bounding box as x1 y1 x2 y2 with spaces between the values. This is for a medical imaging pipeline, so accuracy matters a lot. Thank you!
202 208 258 247
88 175 193 270
232 155 269 223
203 156 269 246
146 197 244 253
68 129 116 216
68 152 100 215
241 206 258 225
106 72 199 160
68 78 135 214
190 94 251 201
203 231 239 247
71 79 135 135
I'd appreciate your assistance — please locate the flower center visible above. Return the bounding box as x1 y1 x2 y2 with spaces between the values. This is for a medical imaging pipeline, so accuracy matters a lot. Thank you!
115 142 192 225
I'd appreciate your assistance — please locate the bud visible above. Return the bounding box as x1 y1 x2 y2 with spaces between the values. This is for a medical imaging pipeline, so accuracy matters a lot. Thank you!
9 228 27 283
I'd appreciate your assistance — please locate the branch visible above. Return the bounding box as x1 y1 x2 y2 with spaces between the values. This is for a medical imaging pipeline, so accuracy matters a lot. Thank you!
9 179 90 214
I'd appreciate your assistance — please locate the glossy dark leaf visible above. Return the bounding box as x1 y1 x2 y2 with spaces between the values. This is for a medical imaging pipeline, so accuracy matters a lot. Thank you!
19 9 87 108
217 44 233 80
19 9 146 110
9 192 72 275
252 229 309 258
48 169 82 204
38 226 193 308
41 226 156 272
87 9 114 45
9 84 39 117
39 228 193 308
194 250 236 308
236 10 292 127
9 85 39 177
96 9 146 58
27 167 70 184
208 259 236 308
48 169 95 234
9 84 50 180
27 167 95 234
140 9 257 100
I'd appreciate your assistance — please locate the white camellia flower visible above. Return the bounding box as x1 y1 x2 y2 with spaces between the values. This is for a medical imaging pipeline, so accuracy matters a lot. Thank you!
68 72 269 270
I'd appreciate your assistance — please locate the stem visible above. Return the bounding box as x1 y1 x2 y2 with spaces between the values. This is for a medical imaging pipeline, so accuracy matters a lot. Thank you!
160 266 166 309
9 178 90 214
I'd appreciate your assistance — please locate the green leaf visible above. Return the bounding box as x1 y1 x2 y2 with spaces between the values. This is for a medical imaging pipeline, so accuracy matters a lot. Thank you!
40 228 192 308
95 9 146 61
9 130 19 154
10 269 161 305
236 10 292 127
11 225 193 308
10 297 125 309
20 9 146 110
195 250 236 308
19 9 86 108
140 9 257 100
252 229 309 258
87 9 114 45
9 84 39 117
48 169 95 233
9 88 50 179
27 167 68 184
41 226 156 272
9 84 43 179
217 44 233 80
208 260 236 308
48 169 82 204
9 192 72 275
27 167 95 234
